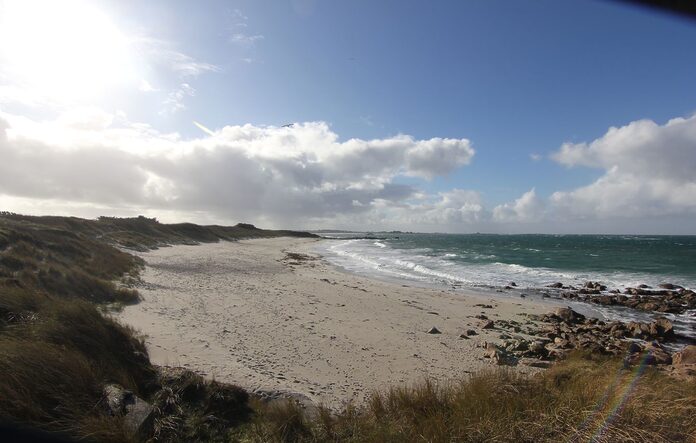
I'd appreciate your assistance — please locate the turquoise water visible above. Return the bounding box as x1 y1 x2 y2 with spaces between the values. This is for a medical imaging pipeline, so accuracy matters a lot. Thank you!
316 233 696 340
318 233 696 291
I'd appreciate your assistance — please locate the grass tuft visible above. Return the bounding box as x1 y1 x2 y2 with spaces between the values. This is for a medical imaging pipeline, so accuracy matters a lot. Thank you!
243 352 696 442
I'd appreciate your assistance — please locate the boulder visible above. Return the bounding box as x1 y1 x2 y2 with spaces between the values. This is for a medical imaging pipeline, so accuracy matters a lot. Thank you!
627 342 642 354
481 320 495 329
123 397 155 440
658 283 681 290
596 295 614 305
102 384 154 440
584 281 607 291
672 345 696 366
427 327 441 334
638 302 660 312
627 321 645 338
483 342 516 366
649 317 674 338
548 282 564 288
103 384 131 415
528 340 547 356
465 329 477 336
483 342 498 358
553 307 585 324
645 342 673 365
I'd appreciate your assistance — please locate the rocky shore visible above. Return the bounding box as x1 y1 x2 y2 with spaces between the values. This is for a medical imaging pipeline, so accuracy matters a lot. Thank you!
547 281 696 315
478 306 696 379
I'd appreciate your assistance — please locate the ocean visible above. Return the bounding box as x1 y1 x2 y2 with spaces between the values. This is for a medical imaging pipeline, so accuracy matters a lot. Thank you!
314 233 696 340
315 233 696 291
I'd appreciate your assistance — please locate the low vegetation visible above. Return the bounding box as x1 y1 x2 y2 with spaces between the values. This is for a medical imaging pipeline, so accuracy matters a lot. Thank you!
0 213 314 441
1 212 694 442
244 351 696 442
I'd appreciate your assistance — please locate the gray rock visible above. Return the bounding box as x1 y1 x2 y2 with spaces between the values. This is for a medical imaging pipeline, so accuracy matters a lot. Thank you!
123 397 155 440
553 307 585 324
102 384 154 440
427 327 441 334
103 384 130 416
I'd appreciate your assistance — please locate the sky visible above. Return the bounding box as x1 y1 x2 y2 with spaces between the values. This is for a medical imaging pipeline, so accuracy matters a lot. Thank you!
0 0 695 233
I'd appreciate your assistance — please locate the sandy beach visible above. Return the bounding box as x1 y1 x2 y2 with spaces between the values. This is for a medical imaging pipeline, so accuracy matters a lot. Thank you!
118 237 556 409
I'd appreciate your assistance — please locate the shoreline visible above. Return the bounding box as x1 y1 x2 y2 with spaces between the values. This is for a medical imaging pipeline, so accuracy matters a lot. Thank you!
117 237 558 409
315 238 696 341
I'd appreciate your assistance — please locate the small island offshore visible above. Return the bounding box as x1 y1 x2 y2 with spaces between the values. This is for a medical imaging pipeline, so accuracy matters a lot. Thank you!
0 213 694 442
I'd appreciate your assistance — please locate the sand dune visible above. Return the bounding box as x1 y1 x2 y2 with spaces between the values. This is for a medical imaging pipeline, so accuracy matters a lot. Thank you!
118 237 555 409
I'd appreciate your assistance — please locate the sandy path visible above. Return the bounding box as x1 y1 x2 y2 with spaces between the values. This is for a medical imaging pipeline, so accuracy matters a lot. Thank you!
118 237 555 409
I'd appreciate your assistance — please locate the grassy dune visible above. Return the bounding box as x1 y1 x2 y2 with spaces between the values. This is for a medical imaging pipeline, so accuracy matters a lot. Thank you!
0 213 313 441
0 212 694 442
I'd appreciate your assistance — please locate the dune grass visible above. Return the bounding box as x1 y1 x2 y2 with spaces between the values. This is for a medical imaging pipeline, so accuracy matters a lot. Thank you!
241 352 696 443
0 213 315 441
0 296 155 441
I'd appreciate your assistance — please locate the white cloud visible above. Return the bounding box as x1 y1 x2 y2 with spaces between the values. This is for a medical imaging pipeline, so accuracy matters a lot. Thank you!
139 38 220 78
3 106 694 233
493 189 544 223
227 8 264 47
139 79 157 92
550 115 696 219
529 153 542 161
231 9 249 22
0 111 476 228
405 189 485 225
161 83 196 114
229 33 265 46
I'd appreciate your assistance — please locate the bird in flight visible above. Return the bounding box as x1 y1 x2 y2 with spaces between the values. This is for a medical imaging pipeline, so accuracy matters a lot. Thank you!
281 123 294 128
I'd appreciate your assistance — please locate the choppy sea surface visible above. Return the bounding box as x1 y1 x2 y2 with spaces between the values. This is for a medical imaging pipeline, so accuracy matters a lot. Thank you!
314 233 696 340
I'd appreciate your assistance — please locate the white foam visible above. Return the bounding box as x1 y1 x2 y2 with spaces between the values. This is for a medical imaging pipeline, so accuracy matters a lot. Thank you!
319 238 692 291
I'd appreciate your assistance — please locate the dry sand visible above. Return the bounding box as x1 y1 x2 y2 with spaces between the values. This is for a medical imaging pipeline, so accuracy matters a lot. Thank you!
118 237 556 409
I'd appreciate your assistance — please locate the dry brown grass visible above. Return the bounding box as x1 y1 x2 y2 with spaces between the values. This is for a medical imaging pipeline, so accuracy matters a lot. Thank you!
244 352 696 443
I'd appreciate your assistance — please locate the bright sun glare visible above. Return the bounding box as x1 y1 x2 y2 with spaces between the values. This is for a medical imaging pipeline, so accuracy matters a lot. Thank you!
0 0 134 102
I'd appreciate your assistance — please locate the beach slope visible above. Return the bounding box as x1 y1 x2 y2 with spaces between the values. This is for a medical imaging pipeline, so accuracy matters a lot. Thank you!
119 237 553 408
